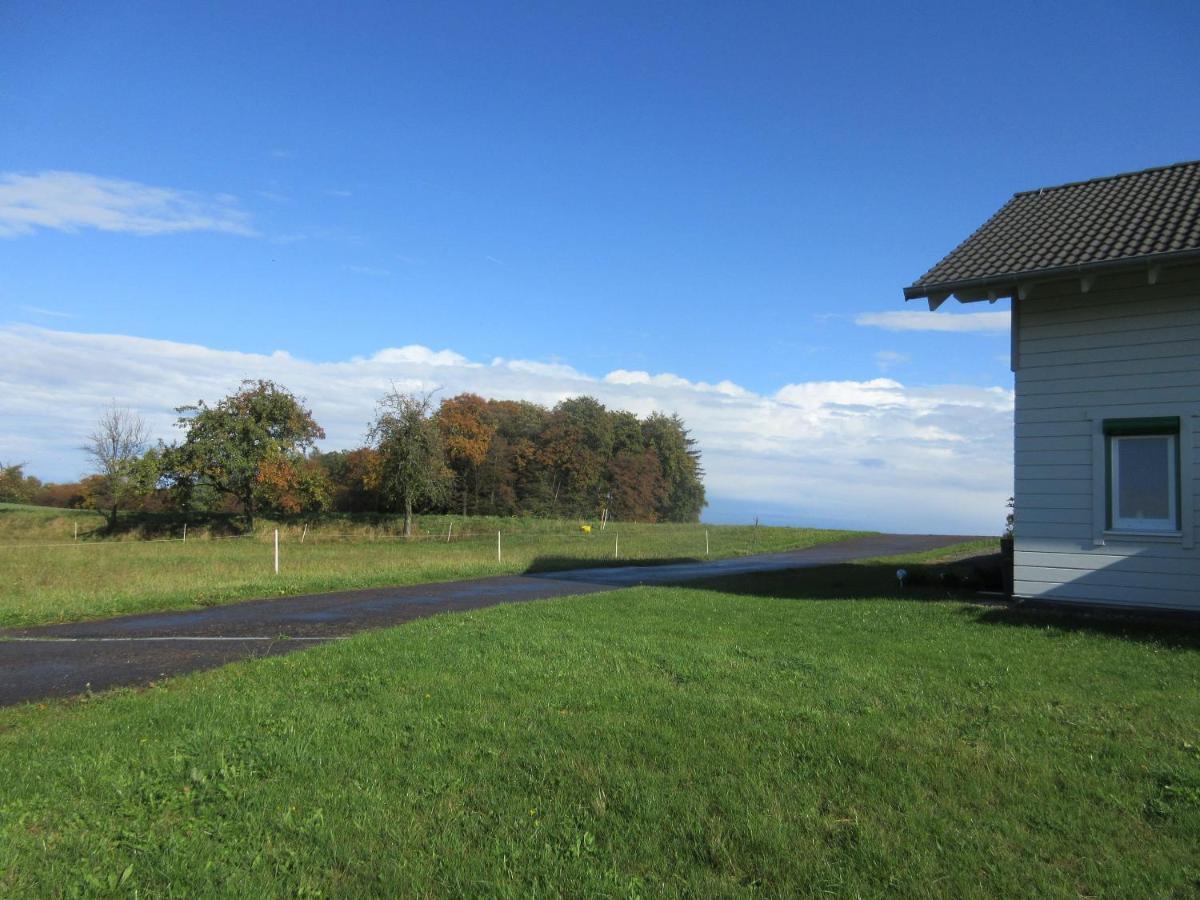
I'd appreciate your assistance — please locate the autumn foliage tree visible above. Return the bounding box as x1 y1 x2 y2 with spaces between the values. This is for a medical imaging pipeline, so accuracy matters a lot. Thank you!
23 385 706 527
169 380 328 528
254 452 332 516
313 448 381 513
437 393 495 515
420 396 704 522
476 400 550 515
608 449 668 522
0 462 40 504
538 397 614 515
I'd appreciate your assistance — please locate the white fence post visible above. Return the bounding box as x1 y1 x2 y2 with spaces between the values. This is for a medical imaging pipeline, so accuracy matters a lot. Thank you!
614 531 619 559
497 530 502 562
74 522 78 541
705 529 709 557
447 522 453 543
274 528 280 575
182 523 187 544
300 523 308 544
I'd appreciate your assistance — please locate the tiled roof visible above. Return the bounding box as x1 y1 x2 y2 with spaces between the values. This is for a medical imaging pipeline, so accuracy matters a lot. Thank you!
904 160 1200 298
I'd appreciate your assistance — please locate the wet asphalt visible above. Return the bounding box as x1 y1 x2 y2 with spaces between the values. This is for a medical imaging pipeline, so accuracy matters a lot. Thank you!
0 533 978 706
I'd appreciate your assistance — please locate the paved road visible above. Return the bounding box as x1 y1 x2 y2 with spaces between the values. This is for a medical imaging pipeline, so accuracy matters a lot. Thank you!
0 533 979 706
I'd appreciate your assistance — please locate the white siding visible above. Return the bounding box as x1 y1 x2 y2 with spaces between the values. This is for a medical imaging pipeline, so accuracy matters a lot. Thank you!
1013 265 1200 611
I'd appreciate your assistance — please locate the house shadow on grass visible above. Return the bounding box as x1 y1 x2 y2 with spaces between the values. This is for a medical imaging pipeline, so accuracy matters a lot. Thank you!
673 555 1008 604
961 604 1200 651
675 554 1200 651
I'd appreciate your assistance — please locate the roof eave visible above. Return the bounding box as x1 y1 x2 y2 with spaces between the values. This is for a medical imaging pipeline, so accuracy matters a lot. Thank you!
903 248 1200 302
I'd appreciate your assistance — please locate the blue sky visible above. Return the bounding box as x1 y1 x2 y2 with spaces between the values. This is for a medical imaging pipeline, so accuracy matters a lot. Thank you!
2 1 1199 531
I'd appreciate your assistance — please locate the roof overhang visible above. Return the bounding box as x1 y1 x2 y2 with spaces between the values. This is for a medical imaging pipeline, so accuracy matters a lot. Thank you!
903 247 1200 307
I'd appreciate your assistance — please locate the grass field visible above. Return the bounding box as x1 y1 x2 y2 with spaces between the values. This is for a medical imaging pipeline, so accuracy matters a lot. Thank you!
1 553 1196 896
0 504 865 627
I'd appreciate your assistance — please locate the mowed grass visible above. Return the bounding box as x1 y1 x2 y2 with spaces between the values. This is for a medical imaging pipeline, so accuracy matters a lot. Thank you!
0 504 864 627
1 558 1198 896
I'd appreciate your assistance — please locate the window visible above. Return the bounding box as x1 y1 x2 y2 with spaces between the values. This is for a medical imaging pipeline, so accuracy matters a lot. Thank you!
1105 418 1180 533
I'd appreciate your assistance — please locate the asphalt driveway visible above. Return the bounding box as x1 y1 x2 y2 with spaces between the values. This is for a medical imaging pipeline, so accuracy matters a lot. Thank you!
0 532 979 706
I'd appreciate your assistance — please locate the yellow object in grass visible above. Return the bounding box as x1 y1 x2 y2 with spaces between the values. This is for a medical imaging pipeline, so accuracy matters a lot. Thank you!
580 524 592 534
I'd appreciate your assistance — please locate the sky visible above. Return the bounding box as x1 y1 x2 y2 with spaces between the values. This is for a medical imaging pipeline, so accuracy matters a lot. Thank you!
2 1 1199 533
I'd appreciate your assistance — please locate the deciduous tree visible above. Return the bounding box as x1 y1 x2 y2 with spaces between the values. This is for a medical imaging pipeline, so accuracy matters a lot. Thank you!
170 380 326 528
0 462 40 504
608 449 668 522
437 393 495 515
254 452 333 516
82 406 155 529
367 390 451 536
314 448 382 513
539 397 613 516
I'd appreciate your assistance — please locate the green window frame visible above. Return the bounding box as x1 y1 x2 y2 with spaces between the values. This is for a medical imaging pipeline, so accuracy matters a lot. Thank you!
1103 417 1181 532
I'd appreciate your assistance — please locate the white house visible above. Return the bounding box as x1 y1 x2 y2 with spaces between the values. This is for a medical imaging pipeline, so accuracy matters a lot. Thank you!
903 161 1200 611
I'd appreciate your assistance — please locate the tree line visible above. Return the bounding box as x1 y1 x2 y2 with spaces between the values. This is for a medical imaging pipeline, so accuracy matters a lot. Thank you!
1 381 706 532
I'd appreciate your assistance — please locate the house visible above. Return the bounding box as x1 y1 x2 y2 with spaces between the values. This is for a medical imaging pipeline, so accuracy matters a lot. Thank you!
903 161 1200 611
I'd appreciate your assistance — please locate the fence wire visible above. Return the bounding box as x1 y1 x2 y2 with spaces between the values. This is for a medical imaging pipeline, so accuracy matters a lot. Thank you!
1 521 781 560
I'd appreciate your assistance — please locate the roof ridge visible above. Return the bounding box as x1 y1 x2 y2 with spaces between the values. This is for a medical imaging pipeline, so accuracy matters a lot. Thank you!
1011 158 1200 198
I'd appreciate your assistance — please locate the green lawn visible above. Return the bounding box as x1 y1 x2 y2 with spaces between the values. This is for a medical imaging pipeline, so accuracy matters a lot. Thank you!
2 556 1197 896
0 504 862 627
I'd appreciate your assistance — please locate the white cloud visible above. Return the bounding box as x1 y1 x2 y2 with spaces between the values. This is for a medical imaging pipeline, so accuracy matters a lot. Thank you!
18 305 75 319
604 370 751 397
855 310 1010 334
368 346 474 367
0 171 256 238
0 326 1014 534
873 350 910 372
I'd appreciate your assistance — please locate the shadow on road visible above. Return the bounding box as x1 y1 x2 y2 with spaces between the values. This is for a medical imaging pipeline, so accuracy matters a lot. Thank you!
523 554 701 575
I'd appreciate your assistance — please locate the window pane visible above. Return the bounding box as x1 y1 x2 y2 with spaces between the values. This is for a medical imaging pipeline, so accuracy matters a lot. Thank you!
1116 436 1170 522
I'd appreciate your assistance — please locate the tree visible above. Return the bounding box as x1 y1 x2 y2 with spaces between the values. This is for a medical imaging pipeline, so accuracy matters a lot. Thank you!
29 480 87 509
437 393 495 515
367 390 451 536
82 406 154 529
0 462 40 504
539 397 614 516
478 400 551 515
610 410 645 455
608 449 667 522
313 448 382 513
254 452 333 516
170 380 326 528
641 413 707 522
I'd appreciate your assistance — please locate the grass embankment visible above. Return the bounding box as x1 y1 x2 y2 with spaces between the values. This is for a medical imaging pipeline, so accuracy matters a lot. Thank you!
0 504 865 627
1 554 1196 895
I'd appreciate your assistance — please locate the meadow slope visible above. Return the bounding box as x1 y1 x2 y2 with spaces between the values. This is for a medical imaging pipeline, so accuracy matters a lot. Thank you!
0 556 1196 896
0 504 864 626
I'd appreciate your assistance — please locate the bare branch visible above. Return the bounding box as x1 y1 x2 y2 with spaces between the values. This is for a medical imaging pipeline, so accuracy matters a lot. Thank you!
84 404 149 477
